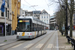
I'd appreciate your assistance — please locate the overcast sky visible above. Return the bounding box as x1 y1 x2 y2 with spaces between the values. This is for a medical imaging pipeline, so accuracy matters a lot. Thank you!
21 0 59 16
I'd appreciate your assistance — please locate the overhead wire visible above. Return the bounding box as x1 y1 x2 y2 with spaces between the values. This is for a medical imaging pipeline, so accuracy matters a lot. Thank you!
45 0 54 8
23 0 36 10
45 0 59 8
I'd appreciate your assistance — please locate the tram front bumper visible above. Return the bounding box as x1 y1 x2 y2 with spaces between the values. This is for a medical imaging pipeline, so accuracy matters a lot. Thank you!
17 36 34 39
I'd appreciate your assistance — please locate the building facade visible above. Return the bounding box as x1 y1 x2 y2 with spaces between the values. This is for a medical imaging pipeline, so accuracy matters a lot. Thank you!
33 11 41 19
12 0 21 34
25 11 33 16
0 0 12 36
25 10 41 19
40 10 50 29
20 8 25 17
50 17 57 30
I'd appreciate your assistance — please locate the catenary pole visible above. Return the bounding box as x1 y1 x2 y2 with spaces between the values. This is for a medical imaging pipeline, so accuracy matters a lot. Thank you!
4 5 7 40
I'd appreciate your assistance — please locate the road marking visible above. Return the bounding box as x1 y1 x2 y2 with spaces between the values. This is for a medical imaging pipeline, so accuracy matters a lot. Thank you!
0 43 6 46
35 44 43 48
12 44 22 48
47 44 53 48
57 32 59 50
24 44 33 48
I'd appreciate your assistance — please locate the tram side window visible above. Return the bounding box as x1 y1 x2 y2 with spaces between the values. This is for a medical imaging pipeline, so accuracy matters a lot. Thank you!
44 26 46 30
37 24 39 31
40 25 42 31
38 25 42 31
34 23 37 31
37 24 40 31
42 26 44 30
31 23 34 31
41 25 43 30
31 23 37 31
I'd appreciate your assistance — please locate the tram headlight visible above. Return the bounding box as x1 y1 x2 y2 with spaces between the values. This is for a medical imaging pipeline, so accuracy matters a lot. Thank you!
30 33 32 35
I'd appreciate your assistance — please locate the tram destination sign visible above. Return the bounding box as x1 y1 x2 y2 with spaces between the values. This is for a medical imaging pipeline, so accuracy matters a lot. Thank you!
18 20 29 22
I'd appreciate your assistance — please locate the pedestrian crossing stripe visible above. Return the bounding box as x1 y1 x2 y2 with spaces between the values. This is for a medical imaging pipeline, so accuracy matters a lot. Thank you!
35 44 43 48
0 43 6 46
12 44 22 48
24 44 33 48
47 44 53 48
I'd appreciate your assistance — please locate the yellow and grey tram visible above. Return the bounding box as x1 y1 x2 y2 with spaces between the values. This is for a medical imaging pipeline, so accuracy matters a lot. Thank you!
17 16 48 39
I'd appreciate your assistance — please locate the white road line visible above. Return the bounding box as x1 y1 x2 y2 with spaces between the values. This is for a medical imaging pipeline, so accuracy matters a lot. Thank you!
24 44 33 48
12 44 22 48
0 43 6 46
47 44 53 48
35 44 43 48
57 31 59 50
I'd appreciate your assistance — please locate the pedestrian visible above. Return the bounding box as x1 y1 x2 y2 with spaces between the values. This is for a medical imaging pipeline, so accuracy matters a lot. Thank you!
15 28 17 34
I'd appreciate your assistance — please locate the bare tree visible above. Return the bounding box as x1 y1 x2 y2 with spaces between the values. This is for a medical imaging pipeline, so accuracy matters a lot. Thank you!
55 7 65 34
55 0 74 37
68 0 74 37
58 0 74 37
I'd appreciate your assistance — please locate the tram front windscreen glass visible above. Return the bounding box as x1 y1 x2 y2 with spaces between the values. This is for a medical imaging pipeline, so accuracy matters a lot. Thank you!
17 20 30 32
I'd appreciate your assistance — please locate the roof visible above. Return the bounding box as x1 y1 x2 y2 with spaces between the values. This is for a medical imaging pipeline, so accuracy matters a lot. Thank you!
41 10 48 14
32 11 41 14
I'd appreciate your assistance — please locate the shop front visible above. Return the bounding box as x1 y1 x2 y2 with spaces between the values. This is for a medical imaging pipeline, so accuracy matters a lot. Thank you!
0 25 3 36
0 23 11 36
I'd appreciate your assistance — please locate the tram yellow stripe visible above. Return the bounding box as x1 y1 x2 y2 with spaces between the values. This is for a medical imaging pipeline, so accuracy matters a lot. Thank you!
22 32 25 36
35 32 36 37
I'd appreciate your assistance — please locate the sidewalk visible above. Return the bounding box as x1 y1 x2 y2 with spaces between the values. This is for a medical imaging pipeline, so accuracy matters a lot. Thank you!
0 35 17 46
58 31 73 50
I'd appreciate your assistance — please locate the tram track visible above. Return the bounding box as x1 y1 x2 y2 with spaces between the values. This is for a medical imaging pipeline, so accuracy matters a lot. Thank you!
1 40 28 50
3 32 50 50
49 31 59 50
40 32 54 50
27 32 54 50
0 31 54 50
0 39 19 47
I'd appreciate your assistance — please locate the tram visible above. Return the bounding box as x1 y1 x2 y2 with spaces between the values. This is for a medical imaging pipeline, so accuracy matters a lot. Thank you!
17 16 48 39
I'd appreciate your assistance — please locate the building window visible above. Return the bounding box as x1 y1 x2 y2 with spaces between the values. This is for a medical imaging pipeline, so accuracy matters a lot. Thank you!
7 0 9 8
47 16 48 18
1 12 4 16
44 20 45 22
6 8 7 17
42 16 43 18
8 11 9 18
47 22 48 23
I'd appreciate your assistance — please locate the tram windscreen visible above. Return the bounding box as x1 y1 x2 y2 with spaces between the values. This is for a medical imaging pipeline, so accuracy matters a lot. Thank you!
17 20 30 32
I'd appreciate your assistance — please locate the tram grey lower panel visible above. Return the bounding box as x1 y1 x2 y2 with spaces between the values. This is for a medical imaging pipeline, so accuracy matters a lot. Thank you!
17 36 34 39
